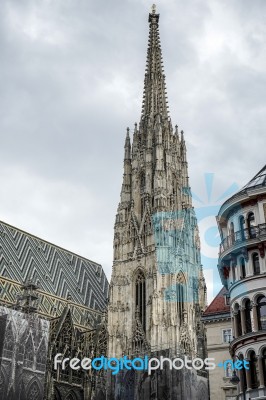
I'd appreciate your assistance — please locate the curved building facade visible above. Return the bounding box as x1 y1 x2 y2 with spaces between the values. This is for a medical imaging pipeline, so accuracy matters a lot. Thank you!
217 165 266 400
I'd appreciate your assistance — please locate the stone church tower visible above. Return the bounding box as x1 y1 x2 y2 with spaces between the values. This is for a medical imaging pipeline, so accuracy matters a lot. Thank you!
108 5 206 366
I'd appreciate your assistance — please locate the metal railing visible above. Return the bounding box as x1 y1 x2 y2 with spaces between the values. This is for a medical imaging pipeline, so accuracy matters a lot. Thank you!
219 223 266 256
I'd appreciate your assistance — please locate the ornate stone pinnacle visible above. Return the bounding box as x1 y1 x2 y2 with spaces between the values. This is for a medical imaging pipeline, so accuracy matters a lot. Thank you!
142 6 169 120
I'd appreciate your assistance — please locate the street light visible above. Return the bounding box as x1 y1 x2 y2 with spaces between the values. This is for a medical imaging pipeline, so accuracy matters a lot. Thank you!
230 365 246 400
230 370 240 385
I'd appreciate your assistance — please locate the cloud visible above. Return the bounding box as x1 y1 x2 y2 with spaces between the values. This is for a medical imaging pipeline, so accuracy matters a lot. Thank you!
0 0 265 302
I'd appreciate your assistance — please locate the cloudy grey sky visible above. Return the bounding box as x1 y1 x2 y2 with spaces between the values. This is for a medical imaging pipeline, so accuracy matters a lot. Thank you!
0 0 266 302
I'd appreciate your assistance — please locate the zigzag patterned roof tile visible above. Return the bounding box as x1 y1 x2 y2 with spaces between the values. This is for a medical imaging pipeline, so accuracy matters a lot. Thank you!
0 220 109 312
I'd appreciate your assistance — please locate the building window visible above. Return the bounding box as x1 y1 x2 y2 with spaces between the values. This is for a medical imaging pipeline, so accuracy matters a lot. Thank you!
222 329 232 343
245 299 253 333
176 272 186 324
252 253 260 275
240 257 246 279
232 263 236 282
230 222 235 244
225 361 233 377
140 172 145 193
36 339 47 371
18 343 24 362
27 381 41 400
257 296 266 330
239 354 247 391
177 283 184 323
135 270 146 332
24 336 34 369
250 351 259 389
247 212 256 238
262 348 266 387
3 323 14 359
235 305 242 337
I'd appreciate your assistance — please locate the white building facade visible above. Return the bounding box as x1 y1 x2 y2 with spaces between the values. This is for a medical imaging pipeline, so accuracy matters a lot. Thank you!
202 287 237 400
217 166 266 400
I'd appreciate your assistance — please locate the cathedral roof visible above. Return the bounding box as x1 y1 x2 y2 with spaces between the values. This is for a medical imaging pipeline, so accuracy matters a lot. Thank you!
0 220 109 312
202 286 230 319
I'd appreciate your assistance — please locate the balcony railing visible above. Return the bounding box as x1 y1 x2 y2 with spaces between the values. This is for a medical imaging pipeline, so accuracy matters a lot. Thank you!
219 223 266 256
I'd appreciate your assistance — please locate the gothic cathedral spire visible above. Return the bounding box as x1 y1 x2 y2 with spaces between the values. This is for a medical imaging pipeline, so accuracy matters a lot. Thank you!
108 8 207 389
141 5 169 121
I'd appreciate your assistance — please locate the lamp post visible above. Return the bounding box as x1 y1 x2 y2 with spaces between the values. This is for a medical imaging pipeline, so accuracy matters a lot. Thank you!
230 359 246 400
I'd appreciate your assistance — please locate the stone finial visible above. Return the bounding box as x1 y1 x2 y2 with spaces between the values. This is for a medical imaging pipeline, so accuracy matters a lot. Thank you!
175 125 179 138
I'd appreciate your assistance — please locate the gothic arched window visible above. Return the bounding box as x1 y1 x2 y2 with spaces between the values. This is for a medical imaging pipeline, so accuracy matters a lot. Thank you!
36 339 47 371
176 273 185 324
65 392 76 400
135 270 146 332
257 296 266 330
177 283 184 323
27 381 41 400
18 343 24 362
3 323 14 359
24 336 34 369
60 349 70 382
252 253 260 275
140 172 145 193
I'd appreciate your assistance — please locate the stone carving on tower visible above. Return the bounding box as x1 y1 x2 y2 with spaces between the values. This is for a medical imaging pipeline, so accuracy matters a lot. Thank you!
107 5 208 399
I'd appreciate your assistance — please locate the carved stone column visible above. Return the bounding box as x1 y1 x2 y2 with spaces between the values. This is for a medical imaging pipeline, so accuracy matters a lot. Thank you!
258 355 265 388
233 313 239 338
246 359 252 390
252 301 259 331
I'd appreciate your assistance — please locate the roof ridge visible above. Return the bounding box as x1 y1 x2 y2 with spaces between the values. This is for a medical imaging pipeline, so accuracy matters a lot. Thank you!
0 219 101 266
203 286 229 316
205 287 225 310
243 163 266 188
